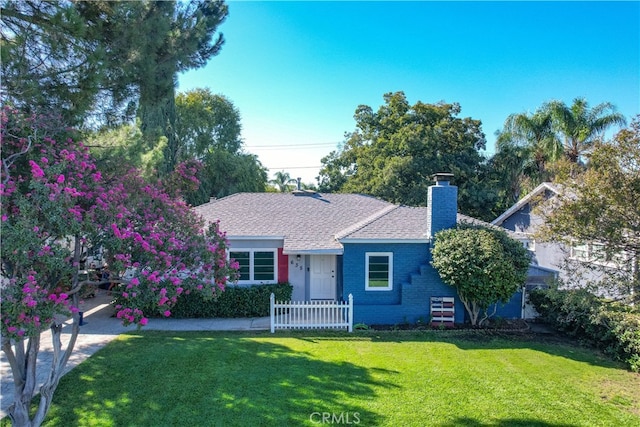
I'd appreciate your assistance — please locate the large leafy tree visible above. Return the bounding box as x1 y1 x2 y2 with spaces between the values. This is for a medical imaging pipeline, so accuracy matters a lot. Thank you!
431 224 531 326
318 92 494 219
0 107 238 426
548 97 626 164
175 89 267 205
176 88 243 156
488 108 561 215
539 116 640 302
189 150 267 205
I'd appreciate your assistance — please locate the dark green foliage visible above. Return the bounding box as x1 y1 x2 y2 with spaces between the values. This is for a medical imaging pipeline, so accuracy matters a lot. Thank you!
103 0 228 175
488 98 627 216
318 92 496 220
432 223 531 326
529 287 640 372
2 0 228 175
175 89 268 205
169 282 292 318
1 0 106 126
186 150 267 205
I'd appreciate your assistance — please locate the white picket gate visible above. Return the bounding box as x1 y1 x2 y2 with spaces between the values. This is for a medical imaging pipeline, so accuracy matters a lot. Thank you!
270 293 353 333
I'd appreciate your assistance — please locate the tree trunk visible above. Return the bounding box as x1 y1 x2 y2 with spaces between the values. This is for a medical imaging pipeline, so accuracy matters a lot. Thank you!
459 296 480 326
3 334 40 427
3 238 84 426
3 309 82 427
632 255 639 305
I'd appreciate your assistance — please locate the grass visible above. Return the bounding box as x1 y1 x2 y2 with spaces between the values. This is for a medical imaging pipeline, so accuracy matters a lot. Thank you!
17 331 640 426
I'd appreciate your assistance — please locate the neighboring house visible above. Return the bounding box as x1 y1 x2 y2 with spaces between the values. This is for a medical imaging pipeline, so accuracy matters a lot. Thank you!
194 174 523 325
492 182 563 284
491 183 563 318
491 182 634 308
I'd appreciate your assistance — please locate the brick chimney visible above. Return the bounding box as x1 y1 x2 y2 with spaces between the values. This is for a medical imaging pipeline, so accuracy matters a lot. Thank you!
427 173 457 237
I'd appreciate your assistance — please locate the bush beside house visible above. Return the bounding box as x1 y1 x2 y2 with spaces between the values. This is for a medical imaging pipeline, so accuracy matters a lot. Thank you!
431 224 531 326
529 287 640 372
168 282 293 318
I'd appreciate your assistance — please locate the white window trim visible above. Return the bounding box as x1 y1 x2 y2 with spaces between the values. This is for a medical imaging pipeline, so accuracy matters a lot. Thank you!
229 248 278 285
365 252 393 291
570 242 632 270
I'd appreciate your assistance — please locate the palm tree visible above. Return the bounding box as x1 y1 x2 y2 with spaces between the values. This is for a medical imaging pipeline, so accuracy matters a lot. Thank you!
269 170 298 192
548 98 627 163
499 108 562 181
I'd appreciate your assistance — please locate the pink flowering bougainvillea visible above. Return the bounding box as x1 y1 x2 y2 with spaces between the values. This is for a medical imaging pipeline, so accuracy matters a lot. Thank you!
0 107 238 426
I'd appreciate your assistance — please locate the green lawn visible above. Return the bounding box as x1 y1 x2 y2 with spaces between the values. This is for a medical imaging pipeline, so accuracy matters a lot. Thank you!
33 331 640 426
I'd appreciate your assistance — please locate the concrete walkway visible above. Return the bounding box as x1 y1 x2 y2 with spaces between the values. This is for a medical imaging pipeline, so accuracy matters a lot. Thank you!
0 290 270 419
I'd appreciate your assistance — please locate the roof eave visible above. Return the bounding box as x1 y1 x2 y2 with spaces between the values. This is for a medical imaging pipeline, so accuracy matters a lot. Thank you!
226 235 285 241
283 249 344 255
491 182 559 226
338 238 430 244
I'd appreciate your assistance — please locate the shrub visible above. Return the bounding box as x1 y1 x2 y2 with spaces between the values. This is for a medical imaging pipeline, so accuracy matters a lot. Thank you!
530 287 640 372
166 282 293 318
432 224 530 326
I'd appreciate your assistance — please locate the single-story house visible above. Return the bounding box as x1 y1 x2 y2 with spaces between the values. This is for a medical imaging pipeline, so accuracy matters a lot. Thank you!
194 174 523 325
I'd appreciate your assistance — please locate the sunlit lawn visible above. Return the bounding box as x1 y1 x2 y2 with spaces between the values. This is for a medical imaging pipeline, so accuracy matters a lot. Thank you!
27 331 640 426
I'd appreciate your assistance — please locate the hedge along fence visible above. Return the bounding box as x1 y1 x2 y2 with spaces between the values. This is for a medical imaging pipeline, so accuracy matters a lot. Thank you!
168 282 293 318
529 287 640 372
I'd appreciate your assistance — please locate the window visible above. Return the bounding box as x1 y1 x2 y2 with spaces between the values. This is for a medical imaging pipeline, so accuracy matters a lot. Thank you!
229 249 277 284
366 252 393 291
570 242 631 270
231 251 251 281
570 242 606 263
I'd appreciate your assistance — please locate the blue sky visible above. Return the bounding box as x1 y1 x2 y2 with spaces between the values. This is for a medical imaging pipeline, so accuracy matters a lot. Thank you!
178 1 640 184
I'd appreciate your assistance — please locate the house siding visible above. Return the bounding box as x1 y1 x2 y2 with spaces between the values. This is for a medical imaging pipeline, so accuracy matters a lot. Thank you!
341 242 524 325
498 201 565 280
492 291 524 319
342 242 466 325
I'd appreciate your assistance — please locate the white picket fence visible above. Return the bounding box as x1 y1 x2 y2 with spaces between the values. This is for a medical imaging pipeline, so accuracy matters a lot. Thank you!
270 293 353 333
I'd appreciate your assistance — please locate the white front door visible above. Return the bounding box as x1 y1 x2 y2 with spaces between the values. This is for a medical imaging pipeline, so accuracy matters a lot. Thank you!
310 255 336 300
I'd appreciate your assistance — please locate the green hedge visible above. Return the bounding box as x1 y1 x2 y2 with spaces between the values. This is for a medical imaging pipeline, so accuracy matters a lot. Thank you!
529 287 640 372
168 282 293 318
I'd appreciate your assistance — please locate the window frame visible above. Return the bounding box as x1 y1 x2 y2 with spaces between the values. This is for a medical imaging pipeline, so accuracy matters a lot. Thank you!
229 248 278 285
365 252 393 291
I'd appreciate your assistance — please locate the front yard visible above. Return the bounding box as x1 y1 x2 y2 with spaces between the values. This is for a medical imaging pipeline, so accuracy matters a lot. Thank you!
29 331 640 426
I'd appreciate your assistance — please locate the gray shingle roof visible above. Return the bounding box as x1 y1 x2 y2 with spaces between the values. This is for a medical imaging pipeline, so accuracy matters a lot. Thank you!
193 192 395 253
338 206 429 240
193 192 514 252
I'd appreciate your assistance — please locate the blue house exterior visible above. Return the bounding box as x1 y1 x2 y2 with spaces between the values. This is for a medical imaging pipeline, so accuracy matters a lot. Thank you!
194 174 526 325
341 242 466 324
